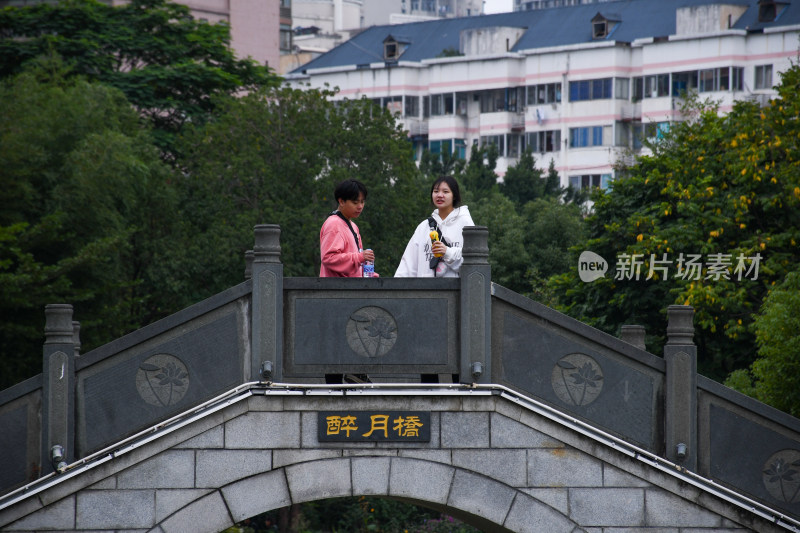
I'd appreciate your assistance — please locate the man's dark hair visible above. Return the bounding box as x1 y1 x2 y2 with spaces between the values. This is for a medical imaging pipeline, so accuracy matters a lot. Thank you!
430 175 461 207
334 179 368 202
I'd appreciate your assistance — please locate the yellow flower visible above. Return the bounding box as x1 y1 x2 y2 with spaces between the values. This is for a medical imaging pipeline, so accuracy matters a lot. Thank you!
636 234 643 242
709 230 719 237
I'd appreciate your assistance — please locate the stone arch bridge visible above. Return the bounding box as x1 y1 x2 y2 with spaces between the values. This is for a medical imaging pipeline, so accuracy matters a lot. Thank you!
1 225 800 532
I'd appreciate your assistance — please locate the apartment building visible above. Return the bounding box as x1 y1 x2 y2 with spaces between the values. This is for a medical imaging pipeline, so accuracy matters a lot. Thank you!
0 0 284 70
515 0 619 11
286 0 799 189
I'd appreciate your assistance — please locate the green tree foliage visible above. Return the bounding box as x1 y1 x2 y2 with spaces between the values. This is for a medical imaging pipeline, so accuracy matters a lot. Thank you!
0 61 179 389
549 65 800 380
465 148 586 296
224 498 481 533
176 87 427 291
726 269 800 416
419 148 466 179
0 0 278 150
500 149 561 208
462 144 499 200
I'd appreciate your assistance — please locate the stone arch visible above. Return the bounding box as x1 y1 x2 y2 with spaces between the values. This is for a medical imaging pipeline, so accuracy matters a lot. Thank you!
2 390 779 533
151 457 582 533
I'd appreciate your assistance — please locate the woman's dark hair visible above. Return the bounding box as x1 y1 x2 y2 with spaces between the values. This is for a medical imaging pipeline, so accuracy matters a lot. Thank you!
430 175 461 207
334 179 368 202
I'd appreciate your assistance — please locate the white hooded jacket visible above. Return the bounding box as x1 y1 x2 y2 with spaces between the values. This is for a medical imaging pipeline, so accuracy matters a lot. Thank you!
394 206 474 278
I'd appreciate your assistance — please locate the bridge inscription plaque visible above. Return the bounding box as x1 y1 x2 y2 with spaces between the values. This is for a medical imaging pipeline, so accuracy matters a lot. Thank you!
318 411 431 442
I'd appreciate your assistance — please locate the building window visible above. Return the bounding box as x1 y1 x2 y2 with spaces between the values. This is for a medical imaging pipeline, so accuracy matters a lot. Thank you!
423 95 430 118
758 0 786 22
456 93 468 115
732 67 744 91
644 74 670 98
569 174 612 190
429 139 452 157
431 94 443 116
672 71 698 96
280 24 292 52
526 130 561 152
384 96 402 114
755 64 773 90
480 135 505 156
429 94 454 116
405 96 420 118
454 139 467 159
507 87 525 112
480 89 508 113
569 78 612 101
569 126 610 148
615 78 629 99
526 83 561 105
634 121 670 148
632 77 643 101
591 13 617 39
593 19 608 39
615 121 630 147
383 35 408 61
698 68 736 92
508 133 523 158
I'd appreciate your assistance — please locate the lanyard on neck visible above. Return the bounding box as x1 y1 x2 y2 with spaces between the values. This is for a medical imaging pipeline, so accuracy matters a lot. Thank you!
333 211 362 250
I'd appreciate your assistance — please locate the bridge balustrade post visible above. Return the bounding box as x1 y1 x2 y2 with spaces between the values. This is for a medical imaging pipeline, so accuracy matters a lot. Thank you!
460 226 491 384
664 304 697 471
72 321 81 357
619 324 646 350
41 304 77 475
250 224 284 383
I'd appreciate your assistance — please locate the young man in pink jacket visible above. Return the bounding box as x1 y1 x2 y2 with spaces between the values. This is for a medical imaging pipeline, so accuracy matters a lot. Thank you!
319 179 378 277
320 179 376 384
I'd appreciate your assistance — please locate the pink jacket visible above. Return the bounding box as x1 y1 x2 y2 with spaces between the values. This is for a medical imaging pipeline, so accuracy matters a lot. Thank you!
319 213 365 277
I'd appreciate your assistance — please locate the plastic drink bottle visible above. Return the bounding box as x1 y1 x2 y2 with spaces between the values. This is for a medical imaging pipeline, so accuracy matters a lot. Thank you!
430 231 443 257
362 249 375 277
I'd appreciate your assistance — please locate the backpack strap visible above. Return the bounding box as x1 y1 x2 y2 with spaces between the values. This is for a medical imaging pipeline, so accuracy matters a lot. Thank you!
329 210 362 250
427 217 449 247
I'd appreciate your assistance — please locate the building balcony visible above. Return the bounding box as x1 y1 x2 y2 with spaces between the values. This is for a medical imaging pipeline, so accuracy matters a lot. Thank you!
401 117 429 137
428 114 468 138
479 111 524 136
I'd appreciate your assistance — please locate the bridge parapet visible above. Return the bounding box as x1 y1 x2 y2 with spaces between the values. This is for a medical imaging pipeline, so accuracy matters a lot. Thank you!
1 224 799 525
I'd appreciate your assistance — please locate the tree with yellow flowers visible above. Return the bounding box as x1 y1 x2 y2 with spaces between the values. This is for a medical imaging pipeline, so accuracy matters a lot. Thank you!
549 63 800 387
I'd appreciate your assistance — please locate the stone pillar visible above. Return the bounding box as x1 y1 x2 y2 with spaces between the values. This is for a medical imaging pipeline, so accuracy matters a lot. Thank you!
41 304 76 475
250 225 283 382
620 325 646 350
244 250 254 280
664 305 697 471
72 321 81 357
460 226 491 384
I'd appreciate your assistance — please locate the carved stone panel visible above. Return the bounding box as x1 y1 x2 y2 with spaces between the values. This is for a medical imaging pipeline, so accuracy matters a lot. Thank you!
499 309 658 449
285 292 458 375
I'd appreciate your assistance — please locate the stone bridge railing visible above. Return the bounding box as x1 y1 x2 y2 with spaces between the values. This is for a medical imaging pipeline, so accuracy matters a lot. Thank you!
1 224 799 525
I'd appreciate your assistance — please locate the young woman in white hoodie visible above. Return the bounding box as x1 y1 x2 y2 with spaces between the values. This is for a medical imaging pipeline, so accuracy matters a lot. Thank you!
395 175 474 278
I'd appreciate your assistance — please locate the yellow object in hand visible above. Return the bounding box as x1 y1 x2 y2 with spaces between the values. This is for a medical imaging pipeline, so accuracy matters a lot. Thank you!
429 230 443 257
